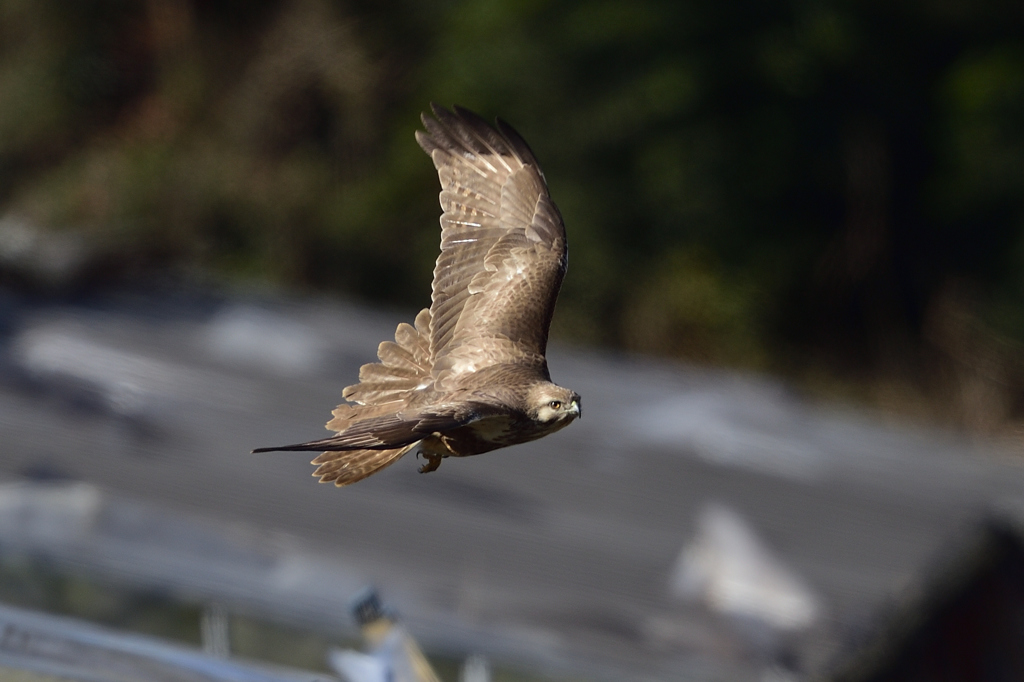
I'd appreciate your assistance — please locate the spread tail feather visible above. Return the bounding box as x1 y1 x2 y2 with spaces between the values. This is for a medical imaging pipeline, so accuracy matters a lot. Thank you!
310 445 416 486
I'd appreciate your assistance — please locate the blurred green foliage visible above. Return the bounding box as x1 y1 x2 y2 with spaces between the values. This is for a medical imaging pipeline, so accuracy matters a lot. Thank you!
2 0 1024 425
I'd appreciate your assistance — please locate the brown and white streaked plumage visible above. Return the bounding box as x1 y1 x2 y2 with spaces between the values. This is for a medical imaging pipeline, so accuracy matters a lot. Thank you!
253 104 580 486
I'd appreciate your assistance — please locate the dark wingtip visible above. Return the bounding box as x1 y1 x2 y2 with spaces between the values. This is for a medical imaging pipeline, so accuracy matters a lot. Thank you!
429 102 448 118
451 104 485 123
494 116 539 166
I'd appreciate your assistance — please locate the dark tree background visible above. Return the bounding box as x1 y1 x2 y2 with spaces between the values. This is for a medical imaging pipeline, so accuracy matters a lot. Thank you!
1 0 1023 429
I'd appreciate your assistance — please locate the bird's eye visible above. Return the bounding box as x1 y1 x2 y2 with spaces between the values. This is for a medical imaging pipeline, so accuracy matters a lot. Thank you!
549 400 562 410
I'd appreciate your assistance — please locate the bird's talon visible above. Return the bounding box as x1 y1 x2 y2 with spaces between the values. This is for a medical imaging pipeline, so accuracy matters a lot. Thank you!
418 453 442 474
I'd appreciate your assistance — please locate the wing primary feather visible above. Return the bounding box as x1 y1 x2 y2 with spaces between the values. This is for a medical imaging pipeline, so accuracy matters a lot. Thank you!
428 104 504 175
450 105 518 174
495 117 541 169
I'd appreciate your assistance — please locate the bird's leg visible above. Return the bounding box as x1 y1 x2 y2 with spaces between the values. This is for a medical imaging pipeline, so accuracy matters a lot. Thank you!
417 436 448 474
418 451 443 474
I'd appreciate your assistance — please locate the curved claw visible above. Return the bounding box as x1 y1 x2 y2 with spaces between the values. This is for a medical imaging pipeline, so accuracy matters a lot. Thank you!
418 452 443 474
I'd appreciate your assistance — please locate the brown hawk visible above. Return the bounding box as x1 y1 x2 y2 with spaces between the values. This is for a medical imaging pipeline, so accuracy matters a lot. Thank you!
253 105 580 486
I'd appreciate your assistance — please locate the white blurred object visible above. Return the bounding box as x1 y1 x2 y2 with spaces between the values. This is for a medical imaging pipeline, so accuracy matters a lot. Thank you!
12 326 161 417
761 664 801 682
0 214 91 285
329 628 440 682
631 387 823 480
205 305 326 377
671 503 819 631
328 590 441 682
460 655 490 682
10 321 254 414
330 650 389 682
0 481 102 546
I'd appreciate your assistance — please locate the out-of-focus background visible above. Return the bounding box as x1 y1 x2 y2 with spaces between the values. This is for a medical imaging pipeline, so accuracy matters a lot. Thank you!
2 1 1024 681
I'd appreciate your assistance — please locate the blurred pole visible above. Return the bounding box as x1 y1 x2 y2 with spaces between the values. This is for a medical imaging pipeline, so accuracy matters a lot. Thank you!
201 602 230 658
460 654 490 682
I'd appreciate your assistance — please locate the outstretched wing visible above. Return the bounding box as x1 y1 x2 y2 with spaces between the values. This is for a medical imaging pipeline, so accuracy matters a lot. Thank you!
416 105 567 385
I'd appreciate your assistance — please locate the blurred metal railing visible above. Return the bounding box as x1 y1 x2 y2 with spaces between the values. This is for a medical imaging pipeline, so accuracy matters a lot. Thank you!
0 601 337 682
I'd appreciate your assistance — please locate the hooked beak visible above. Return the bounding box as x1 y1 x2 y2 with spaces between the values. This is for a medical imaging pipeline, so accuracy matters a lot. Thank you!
569 399 581 419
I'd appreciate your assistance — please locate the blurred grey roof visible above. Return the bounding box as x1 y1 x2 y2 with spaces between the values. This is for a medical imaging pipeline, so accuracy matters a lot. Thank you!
1 290 1022 681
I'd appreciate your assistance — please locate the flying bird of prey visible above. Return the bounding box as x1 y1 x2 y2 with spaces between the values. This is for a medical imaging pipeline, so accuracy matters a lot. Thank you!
253 105 580 486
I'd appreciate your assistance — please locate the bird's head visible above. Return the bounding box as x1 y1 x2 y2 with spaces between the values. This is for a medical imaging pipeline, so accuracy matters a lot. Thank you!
528 382 581 426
